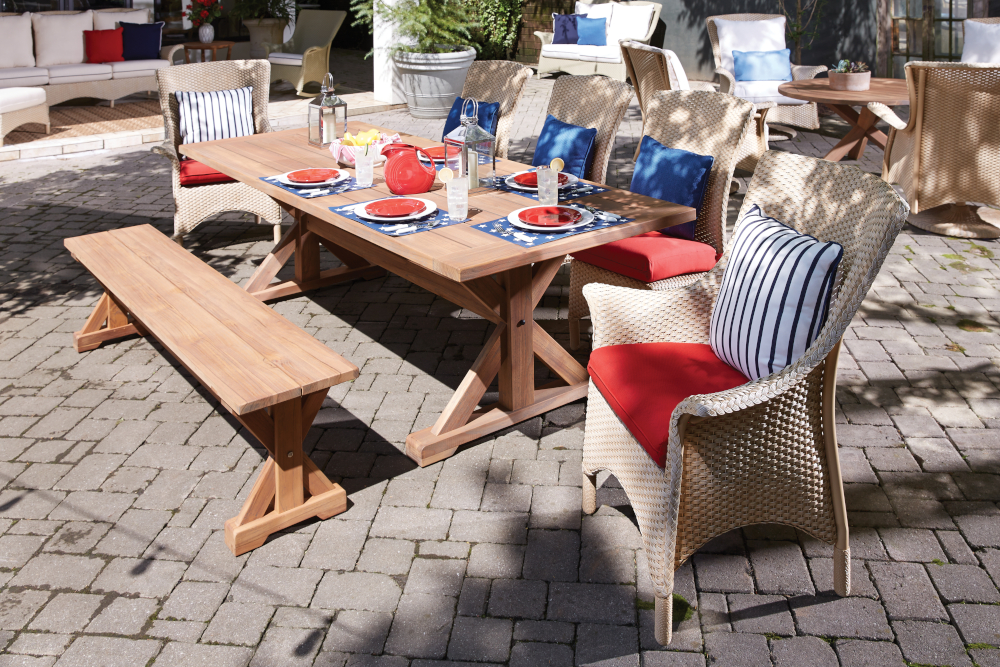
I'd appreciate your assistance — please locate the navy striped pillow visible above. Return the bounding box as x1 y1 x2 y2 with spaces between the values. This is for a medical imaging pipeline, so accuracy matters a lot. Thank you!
710 205 843 381
175 86 255 145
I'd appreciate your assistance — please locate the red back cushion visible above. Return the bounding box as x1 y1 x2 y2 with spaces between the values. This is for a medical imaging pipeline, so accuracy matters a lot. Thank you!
84 27 124 64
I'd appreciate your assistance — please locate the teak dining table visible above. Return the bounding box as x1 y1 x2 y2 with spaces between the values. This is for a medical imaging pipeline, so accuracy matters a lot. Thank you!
180 122 695 467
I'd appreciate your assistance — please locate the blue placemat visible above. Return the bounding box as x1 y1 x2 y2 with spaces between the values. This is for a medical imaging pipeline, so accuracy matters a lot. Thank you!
261 175 377 199
329 198 468 236
474 205 635 248
493 170 609 202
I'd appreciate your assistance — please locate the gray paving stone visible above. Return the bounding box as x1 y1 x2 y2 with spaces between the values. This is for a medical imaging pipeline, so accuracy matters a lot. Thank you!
833 639 905 667
546 582 635 625
383 593 454 659
54 636 161 667
272 607 334 629
370 506 451 541
249 626 323 667
487 578 547 620
869 561 947 621
356 537 415 575
28 594 101 634
770 636 838 667
691 554 753 594
48 490 135 523
790 597 892 640
467 542 524 579
893 619 972 667
746 540 813 595
91 557 186 598
510 641 573 667
9 554 104 591
726 594 794 636
513 619 575 643
575 623 638 667
8 633 72 657
152 643 253 667
95 508 171 556
201 602 274 647
301 519 369 570
639 652 706 667
405 557 466 597
703 632 770 667
956 513 1000 548
184 531 248 583
448 510 527 544
160 582 229 622
84 597 157 635
877 526 947 562
447 616 512 662
146 620 206 643
457 577 490 617
321 610 392 654
312 572 402 613
926 562 1000 603
0 590 50 631
948 603 1000 645
0 534 44 568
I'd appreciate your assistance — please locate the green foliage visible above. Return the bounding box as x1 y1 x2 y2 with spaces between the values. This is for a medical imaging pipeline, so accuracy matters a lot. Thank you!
472 0 525 60
230 0 291 22
350 0 477 55
777 0 826 65
830 59 869 73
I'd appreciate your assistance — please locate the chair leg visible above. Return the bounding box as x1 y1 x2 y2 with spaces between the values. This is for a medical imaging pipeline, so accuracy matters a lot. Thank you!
654 594 672 645
834 546 851 597
582 471 597 514
273 224 282 244
569 317 582 351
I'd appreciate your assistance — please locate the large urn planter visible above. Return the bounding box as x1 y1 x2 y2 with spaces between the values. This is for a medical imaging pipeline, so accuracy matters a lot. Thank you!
394 47 476 119
243 18 287 58
829 71 871 91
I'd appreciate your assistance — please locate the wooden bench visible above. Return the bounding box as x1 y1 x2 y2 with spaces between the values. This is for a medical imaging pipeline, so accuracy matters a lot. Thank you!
65 224 359 556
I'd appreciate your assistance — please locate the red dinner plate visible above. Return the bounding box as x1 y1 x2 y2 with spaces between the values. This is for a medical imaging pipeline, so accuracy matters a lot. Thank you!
422 146 448 160
518 206 582 227
288 168 341 183
365 198 427 218
512 171 571 187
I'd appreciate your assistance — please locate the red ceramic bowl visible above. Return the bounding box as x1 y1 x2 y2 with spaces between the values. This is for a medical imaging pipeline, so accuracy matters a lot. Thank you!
518 206 582 227
513 171 570 188
365 198 427 218
287 168 341 183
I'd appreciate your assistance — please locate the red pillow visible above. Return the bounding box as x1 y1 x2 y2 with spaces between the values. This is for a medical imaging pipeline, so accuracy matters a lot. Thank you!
84 27 124 63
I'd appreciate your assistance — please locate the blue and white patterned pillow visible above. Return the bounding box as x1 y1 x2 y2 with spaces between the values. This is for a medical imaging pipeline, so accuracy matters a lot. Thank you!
710 204 843 381
175 86 255 145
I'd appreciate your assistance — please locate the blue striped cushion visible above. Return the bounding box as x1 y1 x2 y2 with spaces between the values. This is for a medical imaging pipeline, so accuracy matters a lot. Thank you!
710 205 843 381
175 86 255 145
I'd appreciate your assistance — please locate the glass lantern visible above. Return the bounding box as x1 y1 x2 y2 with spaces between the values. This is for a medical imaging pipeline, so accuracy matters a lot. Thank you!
443 98 495 192
308 73 347 147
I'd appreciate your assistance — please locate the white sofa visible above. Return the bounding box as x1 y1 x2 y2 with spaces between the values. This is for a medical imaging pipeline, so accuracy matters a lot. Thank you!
0 8 181 106
534 0 661 82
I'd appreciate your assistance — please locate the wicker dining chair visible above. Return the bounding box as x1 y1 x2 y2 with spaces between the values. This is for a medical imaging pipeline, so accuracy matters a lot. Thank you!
706 14 827 131
264 10 347 97
544 75 634 185
868 61 1000 239
460 60 533 160
153 60 283 246
580 150 909 645
567 89 756 349
621 40 770 170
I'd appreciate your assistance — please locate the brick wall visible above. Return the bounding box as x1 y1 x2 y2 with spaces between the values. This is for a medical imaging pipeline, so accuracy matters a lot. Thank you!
515 0 574 65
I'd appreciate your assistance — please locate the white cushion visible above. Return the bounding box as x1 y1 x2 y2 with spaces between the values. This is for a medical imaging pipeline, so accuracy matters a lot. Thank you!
663 49 690 90
175 86 255 144
576 0 614 38
93 9 150 30
0 67 49 88
608 4 655 42
733 79 808 105
962 20 1000 63
31 10 94 67
0 14 35 69
47 63 112 84
268 52 303 65
0 87 46 113
541 43 583 61
110 59 169 79
578 45 622 63
710 204 843 381
715 16 785 74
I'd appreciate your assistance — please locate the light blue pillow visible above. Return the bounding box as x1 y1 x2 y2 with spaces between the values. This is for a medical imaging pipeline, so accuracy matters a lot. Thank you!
532 114 597 179
733 49 792 81
631 135 714 241
576 16 606 46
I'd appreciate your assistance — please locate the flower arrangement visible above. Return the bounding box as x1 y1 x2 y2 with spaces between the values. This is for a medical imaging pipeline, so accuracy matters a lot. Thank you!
184 0 222 27
329 130 401 166
830 60 869 74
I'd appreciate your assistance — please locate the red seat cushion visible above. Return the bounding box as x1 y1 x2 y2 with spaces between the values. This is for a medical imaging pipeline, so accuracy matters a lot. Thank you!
572 233 718 283
178 160 236 187
588 342 748 468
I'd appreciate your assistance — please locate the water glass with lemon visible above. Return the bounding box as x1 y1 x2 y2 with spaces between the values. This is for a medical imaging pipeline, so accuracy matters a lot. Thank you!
440 167 468 221
536 157 564 206
343 130 381 187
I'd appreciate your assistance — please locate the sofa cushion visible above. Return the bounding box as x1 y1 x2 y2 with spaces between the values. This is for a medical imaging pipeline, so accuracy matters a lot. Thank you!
607 3 655 42
576 16 607 46
175 86 255 144
541 43 583 61
962 20 1000 63
94 9 150 30
576 1 614 23
178 159 237 186
0 14 35 69
734 49 792 81
0 67 49 88
268 52 303 66
714 16 785 74
588 342 748 467
572 232 718 283
46 63 113 85
578 45 621 63
110 59 169 79
0 86 47 114
552 13 584 44
121 21 164 61
733 79 808 105
32 10 94 67
85 28 124 64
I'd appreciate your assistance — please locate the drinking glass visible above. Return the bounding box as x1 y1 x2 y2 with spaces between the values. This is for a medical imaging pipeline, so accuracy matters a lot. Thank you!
353 145 375 187
536 165 559 206
447 177 469 220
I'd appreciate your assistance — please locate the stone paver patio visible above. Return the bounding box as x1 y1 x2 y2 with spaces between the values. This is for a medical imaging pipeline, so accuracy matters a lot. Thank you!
1 77 999 667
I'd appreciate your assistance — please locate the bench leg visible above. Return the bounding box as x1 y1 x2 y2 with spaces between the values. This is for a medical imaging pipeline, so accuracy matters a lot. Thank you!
73 293 145 352
224 390 346 556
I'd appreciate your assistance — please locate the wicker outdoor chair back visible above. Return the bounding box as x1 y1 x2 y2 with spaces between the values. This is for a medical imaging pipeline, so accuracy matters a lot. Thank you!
460 60 533 160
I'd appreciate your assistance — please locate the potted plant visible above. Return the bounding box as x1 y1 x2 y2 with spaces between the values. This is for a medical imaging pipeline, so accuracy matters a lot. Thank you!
828 60 871 91
230 0 292 59
351 0 478 119
184 0 223 44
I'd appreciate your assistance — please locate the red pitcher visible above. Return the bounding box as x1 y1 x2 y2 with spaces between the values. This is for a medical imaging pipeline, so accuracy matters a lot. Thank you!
380 143 437 195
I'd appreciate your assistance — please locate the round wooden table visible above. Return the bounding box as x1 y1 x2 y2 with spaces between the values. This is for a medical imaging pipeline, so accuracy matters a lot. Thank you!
778 78 910 162
183 40 235 64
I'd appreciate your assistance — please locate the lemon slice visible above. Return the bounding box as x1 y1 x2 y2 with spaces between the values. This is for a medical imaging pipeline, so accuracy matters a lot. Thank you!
439 167 454 183
550 157 565 173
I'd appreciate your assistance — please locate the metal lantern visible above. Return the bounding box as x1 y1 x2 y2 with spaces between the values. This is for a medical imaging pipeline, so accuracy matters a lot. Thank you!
443 98 495 192
308 73 347 147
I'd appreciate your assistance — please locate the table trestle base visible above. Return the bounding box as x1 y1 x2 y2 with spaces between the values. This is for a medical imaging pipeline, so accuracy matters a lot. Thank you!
73 292 146 352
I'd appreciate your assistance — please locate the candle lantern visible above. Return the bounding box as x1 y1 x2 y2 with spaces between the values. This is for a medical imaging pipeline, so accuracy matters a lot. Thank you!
308 73 347 147
443 98 495 192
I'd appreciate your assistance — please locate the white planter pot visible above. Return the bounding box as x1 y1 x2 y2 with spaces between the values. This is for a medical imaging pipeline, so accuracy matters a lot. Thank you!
243 18 287 59
198 24 215 44
394 47 477 119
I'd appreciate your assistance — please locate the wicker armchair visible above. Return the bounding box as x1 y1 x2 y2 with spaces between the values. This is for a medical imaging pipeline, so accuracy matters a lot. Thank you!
581 150 909 645
544 75 633 185
460 61 533 160
264 10 346 97
868 61 1000 239
706 14 827 131
567 89 755 349
621 40 772 169
153 60 282 246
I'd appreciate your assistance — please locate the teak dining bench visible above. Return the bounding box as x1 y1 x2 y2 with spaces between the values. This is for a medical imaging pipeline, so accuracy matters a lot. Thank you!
65 224 359 556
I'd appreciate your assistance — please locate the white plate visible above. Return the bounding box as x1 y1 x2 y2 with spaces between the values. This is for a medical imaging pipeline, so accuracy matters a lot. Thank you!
507 205 594 233
353 197 438 223
276 169 350 189
504 170 580 192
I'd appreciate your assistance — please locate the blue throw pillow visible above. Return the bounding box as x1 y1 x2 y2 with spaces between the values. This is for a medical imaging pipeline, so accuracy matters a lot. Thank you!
553 14 584 44
441 97 501 140
120 21 163 61
733 49 792 81
576 16 606 46
532 114 598 179
631 135 714 241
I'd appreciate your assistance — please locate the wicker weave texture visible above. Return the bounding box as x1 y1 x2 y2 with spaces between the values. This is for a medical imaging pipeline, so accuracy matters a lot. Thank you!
154 60 281 242
461 60 532 160
0 102 49 141
545 75 633 185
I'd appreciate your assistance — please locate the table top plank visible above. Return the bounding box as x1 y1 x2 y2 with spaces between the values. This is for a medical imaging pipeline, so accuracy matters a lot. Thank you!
778 78 910 106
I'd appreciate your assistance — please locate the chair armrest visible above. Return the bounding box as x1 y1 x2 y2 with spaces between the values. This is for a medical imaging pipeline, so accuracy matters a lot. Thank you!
302 45 325 60
687 80 717 92
261 41 290 57
715 67 735 94
756 100 776 110
867 102 908 131
534 30 554 46
151 142 180 167
791 64 827 80
160 43 183 64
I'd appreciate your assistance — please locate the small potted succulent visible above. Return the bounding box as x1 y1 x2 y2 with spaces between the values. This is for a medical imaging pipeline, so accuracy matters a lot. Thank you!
828 60 871 91
184 0 222 43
